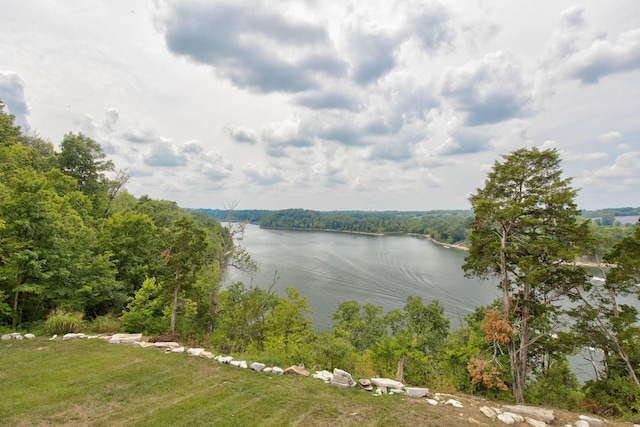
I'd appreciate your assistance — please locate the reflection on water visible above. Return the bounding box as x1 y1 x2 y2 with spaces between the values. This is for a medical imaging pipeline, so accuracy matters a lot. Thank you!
228 224 499 331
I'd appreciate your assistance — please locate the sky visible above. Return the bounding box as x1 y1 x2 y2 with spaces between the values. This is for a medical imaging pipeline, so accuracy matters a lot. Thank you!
1 1 639 211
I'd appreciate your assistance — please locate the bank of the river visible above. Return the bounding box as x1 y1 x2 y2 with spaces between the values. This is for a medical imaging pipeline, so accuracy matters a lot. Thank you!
261 226 384 236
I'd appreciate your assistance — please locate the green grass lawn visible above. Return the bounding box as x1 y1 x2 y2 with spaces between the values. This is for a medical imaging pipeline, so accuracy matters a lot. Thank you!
0 337 450 426
1 337 631 427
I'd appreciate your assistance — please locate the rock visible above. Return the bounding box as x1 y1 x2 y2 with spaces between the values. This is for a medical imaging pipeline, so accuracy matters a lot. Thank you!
502 405 555 424
230 360 248 368
426 398 439 406
171 347 185 353
153 342 180 349
445 399 463 408
263 367 273 373
272 366 284 375
358 378 373 391
574 421 589 427
109 333 142 344
525 417 547 427
497 413 516 425
50 334 58 340
63 333 86 340
330 368 355 388
578 415 603 426
371 378 405 390
135 342 155 348
284 365 310 377
24 333 36 340
11 333 23 340
200 351 215 359
187 348 204 356
250 362 266 371
215 355 233 364
1 334 11 341
405 387 429 398
312 370 333 382
479 406 497 419
390 388 405 395
503 412 524 423
372 387 388 396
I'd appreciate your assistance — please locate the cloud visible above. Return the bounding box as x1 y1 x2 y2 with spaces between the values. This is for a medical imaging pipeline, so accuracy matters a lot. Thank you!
591 151 640 179
224 126 257 144
122 126 158 144
598 131 622 143
159 1 346 93
409 3 455 52
294 90 360 111
145 140 187 167
438 126 491 155
198 148 233 181
261 119 314 158
347 31 398 85
0 70 29 128
243 162 285 185
441 51 535 126
567 29 640 84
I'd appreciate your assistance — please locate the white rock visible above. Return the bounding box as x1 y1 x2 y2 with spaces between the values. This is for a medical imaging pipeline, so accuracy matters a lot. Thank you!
136 342 155 348
250 362 266 371
230 360 248 368
109 333 142 344
24 333 36 340
263 367 273 373
1 334 11 341
272 366 284 375
171 347 185 353
371 378 405 390
312 370 333 382
502 405 555 424
426 399 439 406
574 421 590 427
525 417 547 427
479 406 497 419
215 355 234 364
187 348 204 356
503 412 525 423
578 415 603 426
63 333 85 340
375 387 388 395
331 368 356 388
390 388 405 395
153 342 180 348
445 399 463 408
497 413 516 425
50 334 58 340
11 333 23 340
405 387 429 398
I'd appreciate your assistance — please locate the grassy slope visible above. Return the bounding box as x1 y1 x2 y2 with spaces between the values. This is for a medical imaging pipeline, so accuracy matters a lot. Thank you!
0 338 630 426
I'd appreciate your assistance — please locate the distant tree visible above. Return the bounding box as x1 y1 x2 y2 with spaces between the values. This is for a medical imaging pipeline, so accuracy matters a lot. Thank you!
463 147 590 403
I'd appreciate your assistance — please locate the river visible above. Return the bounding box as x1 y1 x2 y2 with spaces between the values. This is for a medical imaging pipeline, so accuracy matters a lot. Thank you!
228 224 499 331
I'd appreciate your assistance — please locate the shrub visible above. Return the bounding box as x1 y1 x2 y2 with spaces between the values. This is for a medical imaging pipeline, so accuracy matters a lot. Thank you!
91 314 122 334
45 309 85 335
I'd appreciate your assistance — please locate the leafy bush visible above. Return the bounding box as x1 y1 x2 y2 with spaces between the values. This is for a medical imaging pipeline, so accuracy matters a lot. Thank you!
91 314 122 334
45 309 85 335
121 278 169 334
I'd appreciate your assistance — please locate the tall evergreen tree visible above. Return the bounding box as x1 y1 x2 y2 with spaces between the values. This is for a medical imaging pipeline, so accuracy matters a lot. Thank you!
463 147 589 403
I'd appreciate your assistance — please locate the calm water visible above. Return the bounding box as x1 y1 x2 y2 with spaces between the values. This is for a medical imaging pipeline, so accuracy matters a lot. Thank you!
228 224 499 331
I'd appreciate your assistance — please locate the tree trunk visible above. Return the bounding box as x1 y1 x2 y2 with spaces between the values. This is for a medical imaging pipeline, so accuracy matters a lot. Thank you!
12 289 20 330
170 285 179 334
501 229 526 404
395 356 405 384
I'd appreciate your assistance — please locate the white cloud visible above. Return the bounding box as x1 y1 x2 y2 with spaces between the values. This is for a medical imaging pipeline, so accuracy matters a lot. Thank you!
243 162 285 185
598 131 622 143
